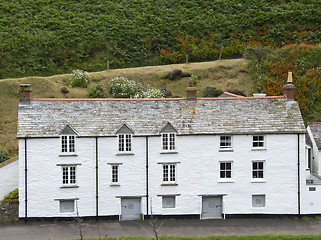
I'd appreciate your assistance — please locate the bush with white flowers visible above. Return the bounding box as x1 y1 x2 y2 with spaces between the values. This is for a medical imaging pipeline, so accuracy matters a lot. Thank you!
69 69 91 88
110 76 164 98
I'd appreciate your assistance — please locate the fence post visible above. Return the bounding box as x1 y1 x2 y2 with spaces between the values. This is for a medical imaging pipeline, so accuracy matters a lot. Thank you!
107 61 110 70
219 46 224 60
186 55 188 63
243 43 247 58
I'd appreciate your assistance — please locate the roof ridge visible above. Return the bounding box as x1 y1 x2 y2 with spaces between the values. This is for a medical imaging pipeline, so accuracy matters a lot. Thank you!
31 96 285 101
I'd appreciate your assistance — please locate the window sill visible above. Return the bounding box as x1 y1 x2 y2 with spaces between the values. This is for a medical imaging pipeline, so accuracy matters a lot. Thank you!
59 153 78 157
251 148 267 151
218 149 233 152
218 179 234 183
160 151 178 154
251 179 266 183
60 185 79 188
161 183 178 186
110 184 120 187
116 153 134 156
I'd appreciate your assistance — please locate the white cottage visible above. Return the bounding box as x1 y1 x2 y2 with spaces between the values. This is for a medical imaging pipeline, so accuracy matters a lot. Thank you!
17 79 308 221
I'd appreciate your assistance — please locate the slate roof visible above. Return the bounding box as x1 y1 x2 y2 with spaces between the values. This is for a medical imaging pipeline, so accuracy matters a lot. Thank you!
308 123 321 150
17 96 305 138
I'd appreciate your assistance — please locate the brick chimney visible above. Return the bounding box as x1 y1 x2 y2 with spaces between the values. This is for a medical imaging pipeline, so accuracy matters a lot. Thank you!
186 82 197 101
283 72 295 100
19 84 32 102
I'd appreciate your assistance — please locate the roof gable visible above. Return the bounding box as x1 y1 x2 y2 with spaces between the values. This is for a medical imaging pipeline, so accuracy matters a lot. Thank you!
59 124 78 135
116 123 134 135
308 123 321 150
160 122 177 133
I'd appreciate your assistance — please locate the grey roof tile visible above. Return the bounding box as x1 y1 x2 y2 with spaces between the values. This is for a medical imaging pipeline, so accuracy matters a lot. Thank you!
17 97 305 138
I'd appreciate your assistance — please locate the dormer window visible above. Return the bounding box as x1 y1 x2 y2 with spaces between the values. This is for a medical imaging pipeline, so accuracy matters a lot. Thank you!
118 134 132 152
59 124 78 155
61 135 75 153
162 133 176 151
160 122 178 153
116 123 134 154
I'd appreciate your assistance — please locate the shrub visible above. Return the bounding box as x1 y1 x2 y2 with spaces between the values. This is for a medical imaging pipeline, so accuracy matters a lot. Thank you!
69 69 90 88
110 76 164 98
60 86 69 94
0 147 8 163
3 188 18 200
133 88 164 98
203 87 223 97
88 84 105 98
189 75 199 86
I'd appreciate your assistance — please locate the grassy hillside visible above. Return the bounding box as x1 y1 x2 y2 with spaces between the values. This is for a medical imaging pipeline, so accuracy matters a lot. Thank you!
1 0 320 78
0 59 254 154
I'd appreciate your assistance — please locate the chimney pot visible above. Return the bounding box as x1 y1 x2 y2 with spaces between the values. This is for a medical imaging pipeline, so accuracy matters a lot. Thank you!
283 72 295 100
19 84 32 102
186 86 197 101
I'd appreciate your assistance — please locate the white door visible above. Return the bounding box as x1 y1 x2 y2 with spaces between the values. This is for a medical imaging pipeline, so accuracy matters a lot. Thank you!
202 196 222 219
121 198 141 220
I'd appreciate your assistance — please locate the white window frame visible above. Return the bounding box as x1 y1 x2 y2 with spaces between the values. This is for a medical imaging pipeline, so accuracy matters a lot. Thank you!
111 164 120 185
252 135 265 149
252 194 266 208
62 166 77 186
162 133 176 152
219 136 232 150
118 134 132 153
61 135 76 154
252 160 265 180
162 164 176 184
219 161 232 179
162 196 176 208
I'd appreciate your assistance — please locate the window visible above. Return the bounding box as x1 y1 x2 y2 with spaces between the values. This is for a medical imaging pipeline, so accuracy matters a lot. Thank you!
252 195 265 208
118 134 132 152
220 162 232 178
111 165 119 184
60 200 75 213
252 161 264 179
252 135 264 148
61 135 75 153
162 196 176 208
220 136 232 149
62 166 76 185
163 164 176 183
162 133 176 151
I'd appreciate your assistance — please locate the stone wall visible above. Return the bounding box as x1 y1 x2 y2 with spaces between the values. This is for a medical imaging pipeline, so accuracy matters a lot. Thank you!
0 201 18 223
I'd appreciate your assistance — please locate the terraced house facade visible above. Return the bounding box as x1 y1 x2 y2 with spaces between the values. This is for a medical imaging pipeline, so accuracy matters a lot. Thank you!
18 79 311 220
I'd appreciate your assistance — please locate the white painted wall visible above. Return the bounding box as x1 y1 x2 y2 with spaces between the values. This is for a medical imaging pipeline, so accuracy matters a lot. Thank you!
19 133 306 218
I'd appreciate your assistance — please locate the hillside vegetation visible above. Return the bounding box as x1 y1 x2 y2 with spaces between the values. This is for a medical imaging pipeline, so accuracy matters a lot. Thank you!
0 0 320 78
0 59 254 154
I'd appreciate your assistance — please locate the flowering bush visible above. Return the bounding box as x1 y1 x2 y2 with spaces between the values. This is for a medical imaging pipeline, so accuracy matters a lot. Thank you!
69 69 91 88
110 76 164 98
